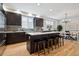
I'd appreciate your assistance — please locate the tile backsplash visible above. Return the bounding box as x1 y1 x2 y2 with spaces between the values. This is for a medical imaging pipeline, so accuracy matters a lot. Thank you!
5 25 22 31
34 27 42 32
0 25 42 32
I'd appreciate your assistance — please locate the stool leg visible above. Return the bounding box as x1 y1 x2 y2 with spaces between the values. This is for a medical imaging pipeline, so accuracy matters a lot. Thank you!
59 38 61 47
58 38 60 48
55 39 57 49
48 41 50 53
34 43 37 52
57 37 59 48
62 37 64 46
57 38 59 48
38 43 40 56
60 38 62 46
43 42 46 55
51 40 53 50
60 37 63 46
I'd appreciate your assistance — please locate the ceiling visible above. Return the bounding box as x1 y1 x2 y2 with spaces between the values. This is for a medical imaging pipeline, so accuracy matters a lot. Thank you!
3 3 79 20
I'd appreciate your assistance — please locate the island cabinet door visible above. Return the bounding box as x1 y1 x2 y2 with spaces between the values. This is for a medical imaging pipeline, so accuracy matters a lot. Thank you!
6 32 26 44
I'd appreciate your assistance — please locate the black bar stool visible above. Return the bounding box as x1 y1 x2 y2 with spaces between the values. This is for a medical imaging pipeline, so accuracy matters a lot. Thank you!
34 39 46 56
44 35 54 53
54 37 60 49
48 34 58 50
47 38 53 53
39 36 53 54
37 40 46 56
50 35 60 49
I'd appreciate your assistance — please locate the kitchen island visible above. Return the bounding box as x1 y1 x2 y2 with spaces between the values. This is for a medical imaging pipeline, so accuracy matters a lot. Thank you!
27 31 61 54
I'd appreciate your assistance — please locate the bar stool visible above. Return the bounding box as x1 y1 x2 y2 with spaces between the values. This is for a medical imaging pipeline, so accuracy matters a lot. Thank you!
54 37 60 49
48 35 58 49
50 34 60 49
38 40 46 56
47 38 53 53
34 39 46 56
44 36 54 53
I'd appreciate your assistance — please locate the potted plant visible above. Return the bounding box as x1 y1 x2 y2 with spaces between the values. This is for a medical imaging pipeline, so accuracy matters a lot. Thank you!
57 25 63 31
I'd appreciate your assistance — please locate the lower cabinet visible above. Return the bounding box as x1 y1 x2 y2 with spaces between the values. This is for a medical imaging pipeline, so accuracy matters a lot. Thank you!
0 33 6 55
0 40 6 55
6 32 26 44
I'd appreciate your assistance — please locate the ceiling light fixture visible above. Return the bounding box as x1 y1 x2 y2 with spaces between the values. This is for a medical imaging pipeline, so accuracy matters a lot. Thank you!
49 9 53 12
28 13 33 16
36 15 40 18
37 3 40 6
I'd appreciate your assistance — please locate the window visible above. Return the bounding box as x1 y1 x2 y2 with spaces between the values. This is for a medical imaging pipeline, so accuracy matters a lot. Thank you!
22 16 34 29
45 20 54 26
50 21 54 26
44 19 54 30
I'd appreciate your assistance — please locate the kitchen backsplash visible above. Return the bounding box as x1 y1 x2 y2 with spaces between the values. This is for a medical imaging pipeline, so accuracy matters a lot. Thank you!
0 25 42 32
34 27 42 32
0 25 22 31
5 25 22 31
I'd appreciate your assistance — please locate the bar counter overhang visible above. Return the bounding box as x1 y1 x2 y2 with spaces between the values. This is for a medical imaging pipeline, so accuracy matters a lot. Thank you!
26 31 63 54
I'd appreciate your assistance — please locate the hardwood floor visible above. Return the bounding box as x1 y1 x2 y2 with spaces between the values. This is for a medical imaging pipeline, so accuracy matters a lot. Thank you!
3 42 30 56
2 40 79 56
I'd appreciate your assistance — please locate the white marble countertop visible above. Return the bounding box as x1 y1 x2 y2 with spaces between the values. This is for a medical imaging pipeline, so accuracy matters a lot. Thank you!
27 31 59 35
0 31 25 33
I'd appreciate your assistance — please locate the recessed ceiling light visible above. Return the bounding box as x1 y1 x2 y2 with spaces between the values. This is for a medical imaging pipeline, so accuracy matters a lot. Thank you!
16 9 21 14
36 15 40 18
37 3 40 6
28 13 33 16
49 9 53 12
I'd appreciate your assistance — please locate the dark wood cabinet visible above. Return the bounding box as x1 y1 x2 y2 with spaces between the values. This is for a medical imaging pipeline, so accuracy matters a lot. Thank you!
0 33 6 39
34 17 43 27
6 32 26 44
15 13 21 25
0 33 6 55
6 12 21 25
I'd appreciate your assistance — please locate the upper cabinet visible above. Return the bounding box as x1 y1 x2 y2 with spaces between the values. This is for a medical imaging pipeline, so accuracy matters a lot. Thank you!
34 17 43 27
6 12 21 26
